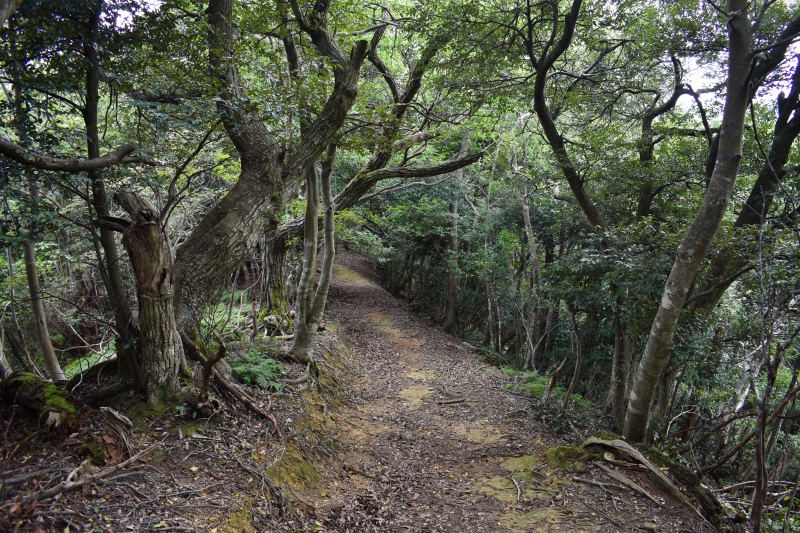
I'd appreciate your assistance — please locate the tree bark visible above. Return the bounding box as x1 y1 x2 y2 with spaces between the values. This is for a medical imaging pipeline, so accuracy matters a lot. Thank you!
529 0 605 229
97 190 185 405
441 133 471 334
636 58 689 219
0 325 11 379
290 145 336 362
275 32 480 243
82 5 140 385
441 200 460 335
624 0 752 442
607 321 630 426
562 308 582 411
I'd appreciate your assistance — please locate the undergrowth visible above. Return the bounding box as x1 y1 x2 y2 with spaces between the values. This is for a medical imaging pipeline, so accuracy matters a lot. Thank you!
499 365 608 441
230 346 284 391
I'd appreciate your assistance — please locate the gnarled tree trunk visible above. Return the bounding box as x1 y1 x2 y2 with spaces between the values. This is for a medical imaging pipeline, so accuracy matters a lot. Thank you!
96 190 185 405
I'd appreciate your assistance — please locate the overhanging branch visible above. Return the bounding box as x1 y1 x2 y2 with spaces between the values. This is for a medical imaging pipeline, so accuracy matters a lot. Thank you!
0 139 155 172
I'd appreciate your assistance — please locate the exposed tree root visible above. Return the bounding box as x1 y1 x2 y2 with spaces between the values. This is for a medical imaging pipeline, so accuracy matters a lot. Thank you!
180 332 280 435
276 363 310 386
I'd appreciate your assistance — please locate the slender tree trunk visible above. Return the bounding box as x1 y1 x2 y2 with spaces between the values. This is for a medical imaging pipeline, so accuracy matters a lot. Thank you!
0 324 11 379
290 144 337 362
691 58 800 317
9 27 63 384
624 1 752 442
562 308 582 411
441 199 459 334
83 5 140 385
22 240 65 383
529 0 605 229
607 321 628 426
5 247 39 376
441 132 471 335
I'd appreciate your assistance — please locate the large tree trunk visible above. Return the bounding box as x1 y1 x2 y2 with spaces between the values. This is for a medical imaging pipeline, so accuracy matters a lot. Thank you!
172 0 367 330
96 190 185 405
624 0 752 442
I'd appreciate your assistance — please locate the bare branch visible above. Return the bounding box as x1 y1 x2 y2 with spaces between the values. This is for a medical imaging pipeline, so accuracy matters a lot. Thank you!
0 140 154 172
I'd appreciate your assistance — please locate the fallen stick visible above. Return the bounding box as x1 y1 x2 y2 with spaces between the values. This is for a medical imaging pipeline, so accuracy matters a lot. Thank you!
437 398 466 405
572 476 626 493
511 474 521 502
597 464 662 506
1 467 66 488
580 499 624 528
584 438 696 510
22 440 162 504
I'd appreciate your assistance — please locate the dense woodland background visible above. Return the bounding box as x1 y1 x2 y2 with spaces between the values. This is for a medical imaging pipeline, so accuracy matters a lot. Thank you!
1 0 800 529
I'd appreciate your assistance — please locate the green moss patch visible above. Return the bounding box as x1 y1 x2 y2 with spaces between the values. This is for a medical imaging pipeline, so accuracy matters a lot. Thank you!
498 508 561 529
366 311 402 335
543 445 597 470
592 430 621 441
398 386 432 406
501 455 540 473
333 265 370 284
266 443 319 490
171 423 200 437
1 373 77 430
475 476 551 503
75 441 104 466
224 503 254 533
464 428 507 443
407 370 436 380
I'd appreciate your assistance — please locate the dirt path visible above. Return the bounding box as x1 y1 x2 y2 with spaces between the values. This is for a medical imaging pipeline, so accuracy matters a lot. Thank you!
300 253 712 533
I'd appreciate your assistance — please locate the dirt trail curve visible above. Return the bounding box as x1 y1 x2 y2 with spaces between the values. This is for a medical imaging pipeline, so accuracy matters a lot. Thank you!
301 253 712 533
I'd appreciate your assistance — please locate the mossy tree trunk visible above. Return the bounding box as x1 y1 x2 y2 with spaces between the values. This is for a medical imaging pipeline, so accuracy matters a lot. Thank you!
0 373 76 430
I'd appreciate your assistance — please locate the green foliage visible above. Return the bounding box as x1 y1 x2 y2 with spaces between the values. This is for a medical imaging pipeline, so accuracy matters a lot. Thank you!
334 209 393 261
231 347 284 391
62 344 117 380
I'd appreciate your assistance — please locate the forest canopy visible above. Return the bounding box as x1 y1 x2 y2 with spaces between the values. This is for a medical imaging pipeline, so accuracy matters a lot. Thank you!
1 0 800 530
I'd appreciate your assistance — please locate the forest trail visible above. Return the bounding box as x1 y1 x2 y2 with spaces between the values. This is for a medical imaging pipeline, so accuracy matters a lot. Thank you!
299 253 711 533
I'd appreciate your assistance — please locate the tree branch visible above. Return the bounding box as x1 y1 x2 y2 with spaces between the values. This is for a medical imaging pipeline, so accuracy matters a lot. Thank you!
0 140 153 172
